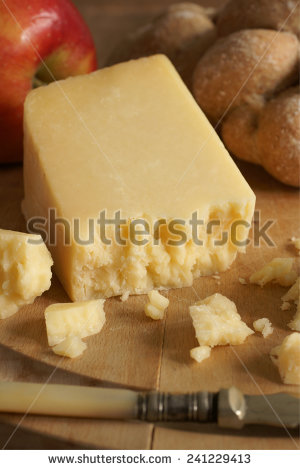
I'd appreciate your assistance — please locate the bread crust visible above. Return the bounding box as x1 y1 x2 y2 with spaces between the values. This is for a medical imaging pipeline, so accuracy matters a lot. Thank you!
222 88 300 187
221 104 261 165
107 3 216 88
256 88 300 187
192 29 299 125
217 0 300 38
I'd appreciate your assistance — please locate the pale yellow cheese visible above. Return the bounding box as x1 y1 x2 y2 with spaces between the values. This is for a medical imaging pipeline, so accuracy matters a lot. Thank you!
0 229 53 319
249 258 297 287
190 345 211 363
22 55 255 301
282 277 300 303
45 299 105 346
148 290 169 310
270 333 300 385
144 289 169 320
282 277 300 332
52 336 87 358
144 303 164 320
291 237 300 254
189 293 254 347
288 306 300 332
253 318 273 338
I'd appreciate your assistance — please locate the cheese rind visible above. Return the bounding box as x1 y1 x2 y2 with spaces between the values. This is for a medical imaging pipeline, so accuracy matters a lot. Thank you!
0 229 53 319
52 336 87 358
23 55 255 301
189 293 254 347
45 299 105 346
270 333 300 385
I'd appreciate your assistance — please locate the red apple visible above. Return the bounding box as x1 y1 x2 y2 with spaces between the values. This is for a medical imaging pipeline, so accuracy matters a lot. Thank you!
0 0 97 163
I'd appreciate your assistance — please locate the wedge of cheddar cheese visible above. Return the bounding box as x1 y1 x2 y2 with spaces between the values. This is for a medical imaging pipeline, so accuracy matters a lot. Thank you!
22 55 255 301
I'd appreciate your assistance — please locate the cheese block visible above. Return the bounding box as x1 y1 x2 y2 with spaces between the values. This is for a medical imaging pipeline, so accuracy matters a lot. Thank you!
0 229 53 319
22 55 255 301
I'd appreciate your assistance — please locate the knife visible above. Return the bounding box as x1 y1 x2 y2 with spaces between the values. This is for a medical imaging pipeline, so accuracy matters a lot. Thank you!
0 382 298 429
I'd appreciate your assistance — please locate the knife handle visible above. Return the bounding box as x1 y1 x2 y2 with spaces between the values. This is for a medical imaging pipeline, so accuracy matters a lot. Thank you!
137 391 218 422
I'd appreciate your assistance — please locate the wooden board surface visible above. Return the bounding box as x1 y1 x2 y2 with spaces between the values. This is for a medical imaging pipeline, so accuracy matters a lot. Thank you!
0 0 299 450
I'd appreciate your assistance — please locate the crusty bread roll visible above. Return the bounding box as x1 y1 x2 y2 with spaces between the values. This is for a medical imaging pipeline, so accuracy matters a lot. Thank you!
192 29 299 125
217 0 300 38
256 88 300 187
222 88 300 187
107 2 216 87
221 104 261 165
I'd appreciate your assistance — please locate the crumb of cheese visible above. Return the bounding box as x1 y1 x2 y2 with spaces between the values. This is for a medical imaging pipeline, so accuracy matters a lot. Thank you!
120 291 130 302
280 301 291 311
45 299 106 347
148 290 169 310
190 346 211 363
52 336 87 358
282 277 300 303
249 258 297 287
189 293 254 347
282 278 300 332
288 304 300 332
270 333 300 385
144 290 169 320
291 237 300 255
238 277 247 285
253 318 273 338
144 303 164 320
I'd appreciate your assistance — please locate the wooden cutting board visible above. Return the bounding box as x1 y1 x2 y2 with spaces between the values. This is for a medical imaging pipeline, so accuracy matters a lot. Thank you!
0 0 299 451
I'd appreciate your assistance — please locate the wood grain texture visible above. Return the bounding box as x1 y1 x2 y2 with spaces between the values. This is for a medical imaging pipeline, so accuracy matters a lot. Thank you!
0 0 299 451
0 343 153 450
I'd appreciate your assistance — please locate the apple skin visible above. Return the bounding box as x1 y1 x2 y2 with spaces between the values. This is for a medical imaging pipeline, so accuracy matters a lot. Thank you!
0 0 97 164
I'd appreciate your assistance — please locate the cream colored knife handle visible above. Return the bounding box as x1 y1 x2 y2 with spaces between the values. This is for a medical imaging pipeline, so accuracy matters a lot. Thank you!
1 382 298 429
0 381 138 419
0 382 217 423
